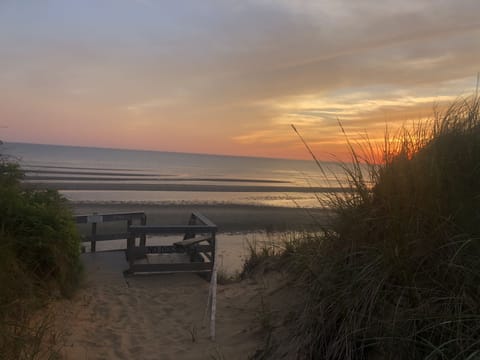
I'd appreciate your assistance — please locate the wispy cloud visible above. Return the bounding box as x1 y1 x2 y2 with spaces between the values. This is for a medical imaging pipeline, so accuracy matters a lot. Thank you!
0 0 479 158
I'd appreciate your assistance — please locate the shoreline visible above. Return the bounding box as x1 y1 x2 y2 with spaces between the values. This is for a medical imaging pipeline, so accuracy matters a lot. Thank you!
71 202 331 233
27 181 344 193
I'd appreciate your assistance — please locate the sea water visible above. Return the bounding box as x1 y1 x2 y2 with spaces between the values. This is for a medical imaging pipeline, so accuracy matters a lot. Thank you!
2 142 348 208
2 142 348 273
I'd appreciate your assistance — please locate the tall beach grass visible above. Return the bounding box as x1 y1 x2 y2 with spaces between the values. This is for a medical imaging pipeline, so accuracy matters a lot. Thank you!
258 95 480 359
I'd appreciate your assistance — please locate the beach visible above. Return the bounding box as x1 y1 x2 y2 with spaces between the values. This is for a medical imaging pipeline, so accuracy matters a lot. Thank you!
3 2 475 356
72 202 330 275
50 201 323 359
72 202 330 233
5 142 331 358
53 248 288 359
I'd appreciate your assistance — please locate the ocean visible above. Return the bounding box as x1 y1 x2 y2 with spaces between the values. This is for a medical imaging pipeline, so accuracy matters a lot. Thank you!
2 141 346 273
2 142 347 208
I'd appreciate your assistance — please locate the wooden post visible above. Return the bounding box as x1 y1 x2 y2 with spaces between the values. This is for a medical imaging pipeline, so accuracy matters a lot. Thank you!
126 234 134 265
209 231 218 340
183 213 197 240
91 222 97 253
211 231 216 272
140 215 146 247
127 219 132 249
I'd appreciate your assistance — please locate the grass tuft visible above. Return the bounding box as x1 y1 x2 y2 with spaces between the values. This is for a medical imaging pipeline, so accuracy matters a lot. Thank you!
263 95 480 359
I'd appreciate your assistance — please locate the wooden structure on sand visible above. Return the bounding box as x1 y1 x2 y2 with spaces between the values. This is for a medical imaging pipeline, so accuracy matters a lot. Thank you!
75 212 147 253
126 212 217 274
75 210 219 339
74 211 217 276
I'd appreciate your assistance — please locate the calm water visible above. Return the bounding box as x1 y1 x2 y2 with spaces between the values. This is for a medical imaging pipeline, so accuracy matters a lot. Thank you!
2 142 348 208
3 142 345 273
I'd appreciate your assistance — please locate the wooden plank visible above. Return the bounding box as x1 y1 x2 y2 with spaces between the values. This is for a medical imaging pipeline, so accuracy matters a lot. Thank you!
183 213 197 240
87 214 103 223
174 237 212 247
126 236 135 263
145 253 190 263
145 245 186 254
207 231 218 340
75 212 146 223
129 225 216 235
196 245 212 253
128 245 212 256
91 222 97 252
192 212 217 228
97 212 146 222
130 262 212 273
82 233 130 242
183 245 212 254
140 215 147 247
211 233 216 273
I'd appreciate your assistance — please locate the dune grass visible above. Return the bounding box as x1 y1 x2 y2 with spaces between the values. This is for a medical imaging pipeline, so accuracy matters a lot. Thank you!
0 154 82 359
253 96 480 359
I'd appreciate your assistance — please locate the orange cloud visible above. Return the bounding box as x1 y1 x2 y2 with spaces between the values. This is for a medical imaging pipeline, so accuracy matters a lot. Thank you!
1 0 479 159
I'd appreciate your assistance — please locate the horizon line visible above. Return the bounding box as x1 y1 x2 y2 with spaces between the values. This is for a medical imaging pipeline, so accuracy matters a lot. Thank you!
2 140 327 163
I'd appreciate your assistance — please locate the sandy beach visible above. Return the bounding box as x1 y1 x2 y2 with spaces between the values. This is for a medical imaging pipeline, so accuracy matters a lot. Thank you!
26 160 330 358
73 202 330 275
53 250 286 360
46 201 321 359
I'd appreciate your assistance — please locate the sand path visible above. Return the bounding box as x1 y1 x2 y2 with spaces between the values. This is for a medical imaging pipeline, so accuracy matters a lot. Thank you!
55 252 264 360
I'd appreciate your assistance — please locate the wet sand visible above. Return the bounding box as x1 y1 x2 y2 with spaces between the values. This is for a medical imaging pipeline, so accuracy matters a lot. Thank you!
28 181 344 193
72 202 331 233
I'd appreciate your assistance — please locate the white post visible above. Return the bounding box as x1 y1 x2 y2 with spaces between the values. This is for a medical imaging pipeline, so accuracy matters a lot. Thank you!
209 233 218 340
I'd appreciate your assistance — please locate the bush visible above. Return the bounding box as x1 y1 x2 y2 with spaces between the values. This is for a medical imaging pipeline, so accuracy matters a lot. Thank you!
0 154 82 358
0 161 81 295
275 96 480 359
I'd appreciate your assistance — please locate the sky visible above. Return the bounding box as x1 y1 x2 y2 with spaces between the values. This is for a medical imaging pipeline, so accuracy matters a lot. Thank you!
0 0 479 160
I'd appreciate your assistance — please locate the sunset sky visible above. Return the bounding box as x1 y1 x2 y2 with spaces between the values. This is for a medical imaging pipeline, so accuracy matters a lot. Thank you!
1 0 479 160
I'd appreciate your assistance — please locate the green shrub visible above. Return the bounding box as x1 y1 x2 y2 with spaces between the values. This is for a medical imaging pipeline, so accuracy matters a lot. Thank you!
7 189 81 294
0 154 82 358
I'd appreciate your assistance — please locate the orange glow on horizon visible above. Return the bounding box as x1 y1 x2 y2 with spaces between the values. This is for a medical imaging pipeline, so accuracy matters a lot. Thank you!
0 1 478 161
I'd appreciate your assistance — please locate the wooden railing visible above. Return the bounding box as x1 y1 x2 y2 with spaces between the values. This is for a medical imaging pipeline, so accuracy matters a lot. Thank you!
126 212 217 274
74 211 218 275
75 212 146 252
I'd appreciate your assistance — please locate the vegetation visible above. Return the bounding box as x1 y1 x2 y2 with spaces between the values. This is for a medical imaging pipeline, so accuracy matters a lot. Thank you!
254 96 480 359
0 153 82 359
241 237 281 280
